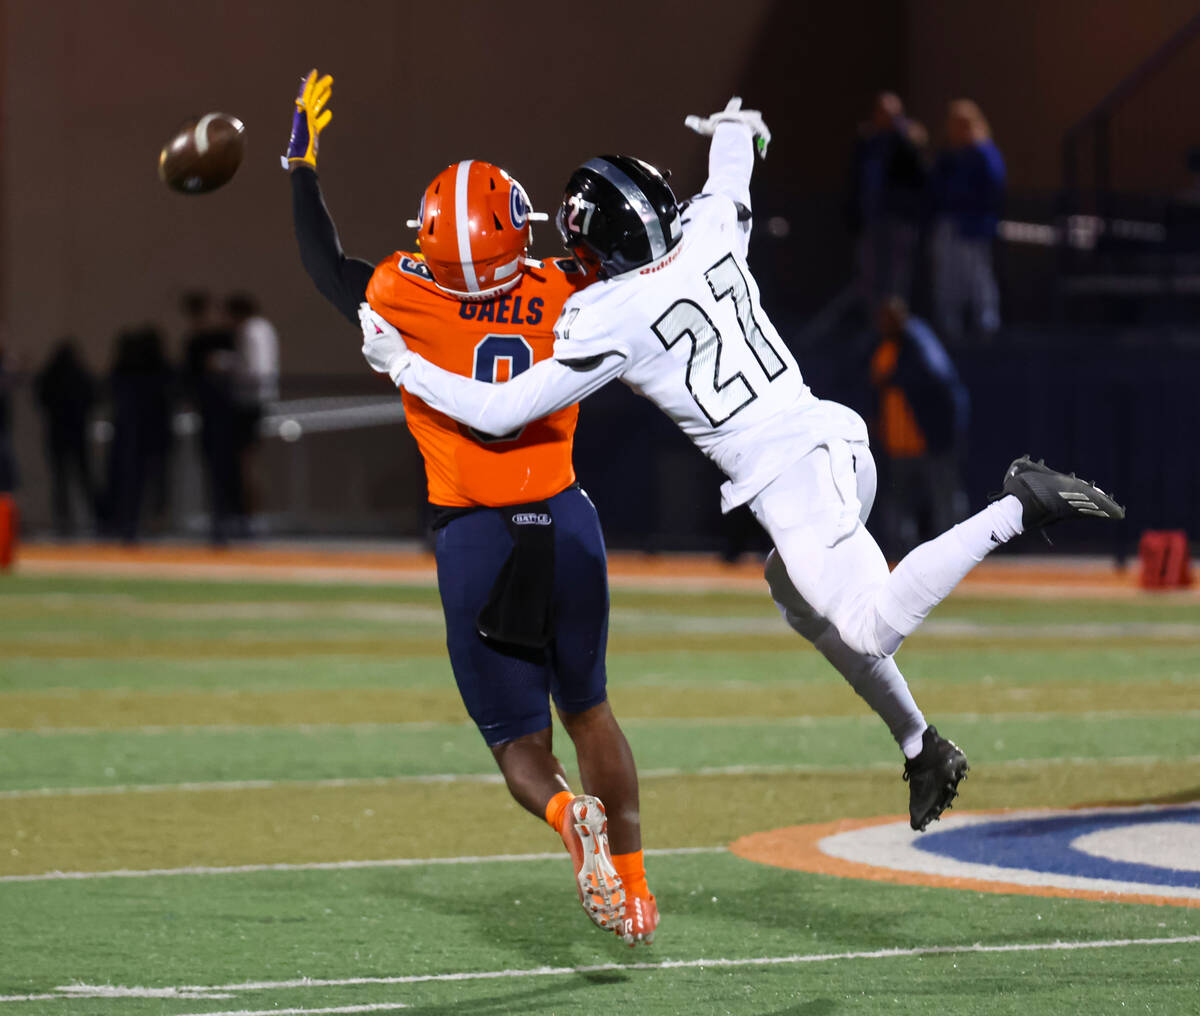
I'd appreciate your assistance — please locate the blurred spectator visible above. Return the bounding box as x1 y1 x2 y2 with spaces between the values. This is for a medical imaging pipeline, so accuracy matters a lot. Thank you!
182 291 241 544
35 339 98 536
868 298 969 559
102 328 174 543
929 99 1006 344
226 292 279 532
848 91 929 309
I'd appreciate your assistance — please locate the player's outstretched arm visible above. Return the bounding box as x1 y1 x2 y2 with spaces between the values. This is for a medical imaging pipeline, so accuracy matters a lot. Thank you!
405 353 624 436
686 97 769 214
359 306 624 434
285 69 376 326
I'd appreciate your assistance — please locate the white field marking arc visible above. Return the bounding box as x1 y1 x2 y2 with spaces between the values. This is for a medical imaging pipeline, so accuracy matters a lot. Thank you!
0 846 726 884
814 807 1200 901
7 706 1200 739
4 753 1200 804
0 936 1190 1005
1073 822 1200 871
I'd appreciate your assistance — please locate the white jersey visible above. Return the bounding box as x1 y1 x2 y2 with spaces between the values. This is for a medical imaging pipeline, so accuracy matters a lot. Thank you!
552 192 865 510
396 120 866 512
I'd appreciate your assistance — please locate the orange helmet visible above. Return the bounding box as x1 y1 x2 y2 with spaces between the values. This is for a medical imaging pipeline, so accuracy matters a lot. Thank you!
407 160 543 301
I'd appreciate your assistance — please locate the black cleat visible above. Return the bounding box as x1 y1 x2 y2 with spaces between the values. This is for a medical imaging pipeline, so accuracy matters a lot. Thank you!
904 725 969 832
1001 455 1125 531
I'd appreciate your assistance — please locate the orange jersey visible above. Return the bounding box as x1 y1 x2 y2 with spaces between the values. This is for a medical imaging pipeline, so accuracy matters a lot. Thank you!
366 253 592 507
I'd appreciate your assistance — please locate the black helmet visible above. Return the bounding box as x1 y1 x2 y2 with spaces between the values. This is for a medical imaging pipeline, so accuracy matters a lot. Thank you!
555 155 682 276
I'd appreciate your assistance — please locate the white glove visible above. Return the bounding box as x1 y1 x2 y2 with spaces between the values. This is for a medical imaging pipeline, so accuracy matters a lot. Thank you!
685 97 771 160
359 303 409 385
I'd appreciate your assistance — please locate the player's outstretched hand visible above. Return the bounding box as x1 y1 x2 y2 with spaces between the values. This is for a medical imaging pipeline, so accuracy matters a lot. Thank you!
359 303 410 385
685 97 771 160
282 69 333 170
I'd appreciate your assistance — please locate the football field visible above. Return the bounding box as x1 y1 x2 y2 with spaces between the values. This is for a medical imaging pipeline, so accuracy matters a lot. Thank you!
1 550 1198 1015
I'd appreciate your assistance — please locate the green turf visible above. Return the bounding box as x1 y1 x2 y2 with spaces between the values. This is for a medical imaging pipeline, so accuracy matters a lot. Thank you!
1 856 1196 1014
1 571 1198 1015
3 710 1197 793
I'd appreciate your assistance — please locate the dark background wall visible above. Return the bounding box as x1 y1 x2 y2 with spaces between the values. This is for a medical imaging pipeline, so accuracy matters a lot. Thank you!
9 0 1198 371
906 0 1200 193
3 0 1198 538
2 0 776 373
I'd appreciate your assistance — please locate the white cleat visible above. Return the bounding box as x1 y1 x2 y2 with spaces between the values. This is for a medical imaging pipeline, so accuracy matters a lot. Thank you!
559 794 625 933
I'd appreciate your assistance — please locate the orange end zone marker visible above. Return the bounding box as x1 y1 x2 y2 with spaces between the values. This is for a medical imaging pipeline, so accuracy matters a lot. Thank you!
0 495 16 570
1139 530 1192 589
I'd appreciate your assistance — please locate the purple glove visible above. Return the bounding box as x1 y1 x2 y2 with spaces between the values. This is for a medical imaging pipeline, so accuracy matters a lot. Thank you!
282 69 332 169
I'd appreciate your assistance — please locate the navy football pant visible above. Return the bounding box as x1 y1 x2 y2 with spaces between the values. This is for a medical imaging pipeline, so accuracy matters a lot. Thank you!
434 485 610 746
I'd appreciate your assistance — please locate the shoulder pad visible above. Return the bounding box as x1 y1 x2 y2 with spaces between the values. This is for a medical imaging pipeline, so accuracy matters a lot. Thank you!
396 253 435 283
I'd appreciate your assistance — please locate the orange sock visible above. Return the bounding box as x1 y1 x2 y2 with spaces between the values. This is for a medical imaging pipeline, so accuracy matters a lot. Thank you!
613 849 649 898
544 789 574 834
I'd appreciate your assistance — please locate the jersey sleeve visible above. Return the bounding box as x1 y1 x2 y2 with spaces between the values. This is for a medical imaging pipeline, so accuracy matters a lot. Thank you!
551 296 632 364
701 120 755 212
400 351 625 437
696 121 755 258
290 167 377 326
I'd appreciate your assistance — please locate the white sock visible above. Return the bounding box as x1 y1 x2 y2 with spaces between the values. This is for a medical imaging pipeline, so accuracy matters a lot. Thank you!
813 625 927 754
875 495 1024 651
900 730 926 760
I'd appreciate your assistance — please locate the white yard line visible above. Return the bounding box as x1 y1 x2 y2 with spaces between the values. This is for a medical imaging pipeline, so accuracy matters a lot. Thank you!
0 1002 406 1015
3 753 1198 804
178 1007 406 1015
0 846 726 884
0 720 463 738
0 936 1190 1006
0 773 505 799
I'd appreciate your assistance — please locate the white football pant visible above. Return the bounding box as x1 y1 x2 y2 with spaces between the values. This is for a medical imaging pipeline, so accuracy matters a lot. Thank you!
754 440 1022 751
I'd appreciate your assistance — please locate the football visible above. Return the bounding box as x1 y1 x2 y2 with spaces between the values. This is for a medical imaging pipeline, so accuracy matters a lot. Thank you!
157 112 245 194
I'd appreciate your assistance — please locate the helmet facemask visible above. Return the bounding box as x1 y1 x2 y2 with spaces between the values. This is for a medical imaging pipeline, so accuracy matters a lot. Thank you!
556 156 681 277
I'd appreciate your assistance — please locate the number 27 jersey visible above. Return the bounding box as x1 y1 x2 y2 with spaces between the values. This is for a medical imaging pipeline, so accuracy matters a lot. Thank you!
552 194 867 511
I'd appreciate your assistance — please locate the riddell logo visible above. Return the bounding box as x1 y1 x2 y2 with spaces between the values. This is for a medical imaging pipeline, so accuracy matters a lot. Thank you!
639 246 681 274
512 513 552 526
